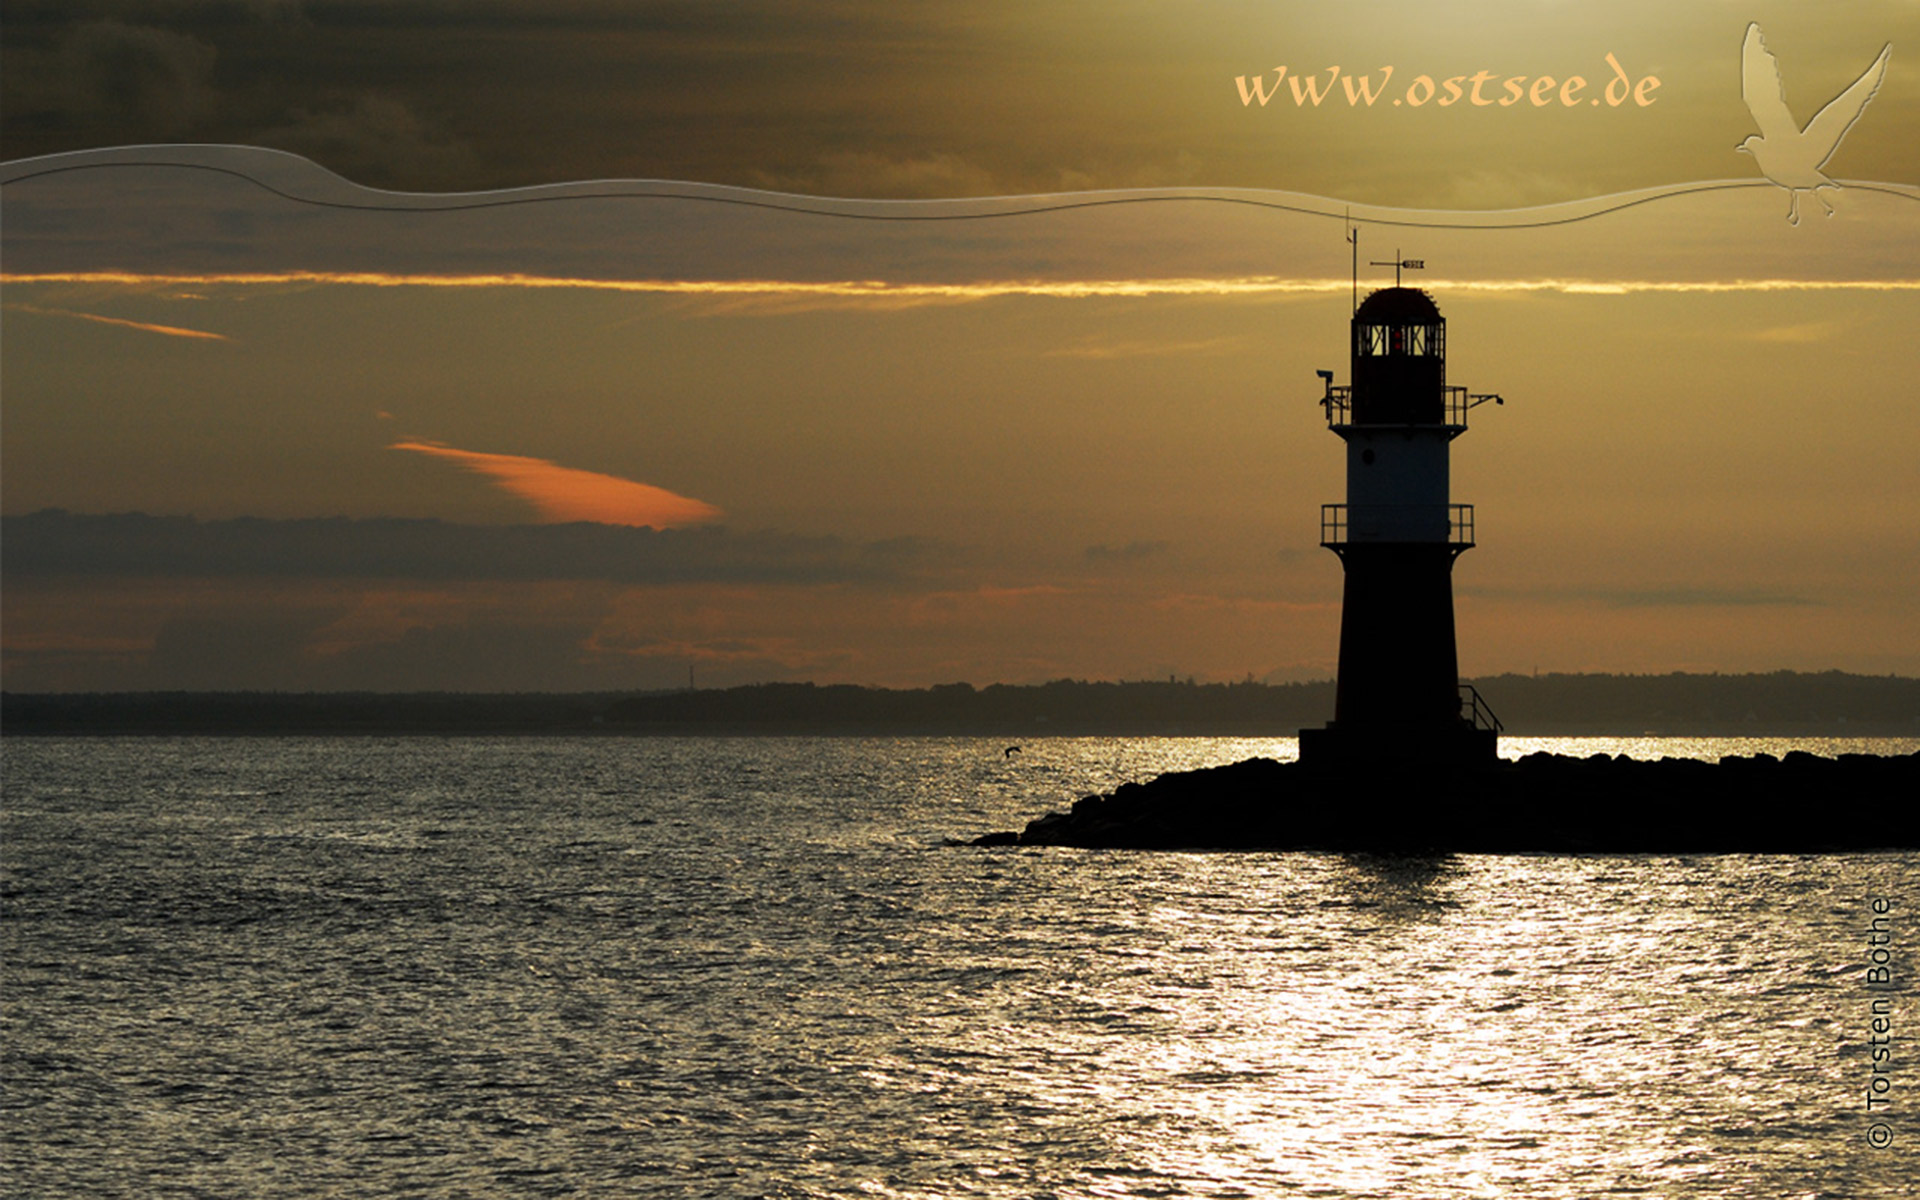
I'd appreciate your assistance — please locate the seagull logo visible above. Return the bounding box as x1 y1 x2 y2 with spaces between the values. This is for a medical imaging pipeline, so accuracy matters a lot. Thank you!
1738 22 1892 224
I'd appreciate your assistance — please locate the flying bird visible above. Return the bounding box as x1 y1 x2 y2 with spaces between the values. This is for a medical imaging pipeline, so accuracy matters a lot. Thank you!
1738 22 1892 225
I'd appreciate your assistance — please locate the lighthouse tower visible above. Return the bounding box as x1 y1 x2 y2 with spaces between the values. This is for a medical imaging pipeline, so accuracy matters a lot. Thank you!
1297 284 1502 768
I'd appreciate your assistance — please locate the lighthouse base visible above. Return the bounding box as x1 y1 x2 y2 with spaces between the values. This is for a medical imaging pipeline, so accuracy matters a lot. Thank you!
1297 722 1498 770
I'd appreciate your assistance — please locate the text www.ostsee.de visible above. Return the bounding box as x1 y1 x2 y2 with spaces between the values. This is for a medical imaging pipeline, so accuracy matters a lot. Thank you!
1235 54 1661 110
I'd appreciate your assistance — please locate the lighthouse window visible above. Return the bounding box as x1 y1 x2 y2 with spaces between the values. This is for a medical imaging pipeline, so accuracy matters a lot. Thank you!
1356 324 1438 356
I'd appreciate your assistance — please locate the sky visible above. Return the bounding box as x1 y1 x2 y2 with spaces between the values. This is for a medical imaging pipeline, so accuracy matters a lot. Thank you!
3 1 1918 691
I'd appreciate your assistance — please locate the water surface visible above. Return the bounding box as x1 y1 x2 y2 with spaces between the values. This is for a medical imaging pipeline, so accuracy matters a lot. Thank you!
3 736 1911 1197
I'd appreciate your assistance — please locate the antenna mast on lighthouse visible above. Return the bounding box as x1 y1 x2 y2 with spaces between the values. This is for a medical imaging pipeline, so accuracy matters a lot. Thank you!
1346 213 1358 315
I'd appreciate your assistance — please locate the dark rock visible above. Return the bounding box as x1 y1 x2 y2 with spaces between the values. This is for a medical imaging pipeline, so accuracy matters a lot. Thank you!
968 831 1021 847
969 752 1920 852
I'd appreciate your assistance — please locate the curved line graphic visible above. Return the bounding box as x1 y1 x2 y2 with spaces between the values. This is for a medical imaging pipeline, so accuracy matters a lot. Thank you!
4 145 1916 232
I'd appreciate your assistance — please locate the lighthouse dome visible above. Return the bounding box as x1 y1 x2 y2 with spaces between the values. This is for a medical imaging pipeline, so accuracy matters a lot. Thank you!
1354 287 1441 323
1350 285 1446 421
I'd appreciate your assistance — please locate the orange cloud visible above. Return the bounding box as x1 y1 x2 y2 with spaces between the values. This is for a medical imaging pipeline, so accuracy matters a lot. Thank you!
11 270 1920 300
5 302 229 340
392 441 721 528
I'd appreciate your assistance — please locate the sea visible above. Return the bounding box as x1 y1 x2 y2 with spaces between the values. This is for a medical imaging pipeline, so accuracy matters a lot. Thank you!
3 735 1914 1198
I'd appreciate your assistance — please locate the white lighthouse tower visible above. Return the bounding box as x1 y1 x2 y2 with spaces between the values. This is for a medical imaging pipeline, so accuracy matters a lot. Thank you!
1297 278 1504 767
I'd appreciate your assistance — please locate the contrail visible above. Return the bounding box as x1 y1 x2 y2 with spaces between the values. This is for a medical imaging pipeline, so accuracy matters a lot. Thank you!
3 302 229 339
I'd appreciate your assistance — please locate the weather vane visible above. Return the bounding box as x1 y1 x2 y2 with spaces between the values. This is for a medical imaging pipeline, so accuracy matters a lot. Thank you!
1369 250 1426 288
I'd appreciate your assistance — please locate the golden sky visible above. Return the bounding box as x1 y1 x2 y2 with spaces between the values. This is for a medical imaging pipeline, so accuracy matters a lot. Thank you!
2 3 1917 690
4 1 1917 203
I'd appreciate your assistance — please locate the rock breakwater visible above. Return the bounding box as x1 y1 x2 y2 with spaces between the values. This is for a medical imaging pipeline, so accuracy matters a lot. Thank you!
972 751 1920 852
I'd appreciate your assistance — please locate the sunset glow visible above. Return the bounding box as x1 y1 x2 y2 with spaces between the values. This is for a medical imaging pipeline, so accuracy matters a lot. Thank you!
5 271 1918 299
3 5 1916 693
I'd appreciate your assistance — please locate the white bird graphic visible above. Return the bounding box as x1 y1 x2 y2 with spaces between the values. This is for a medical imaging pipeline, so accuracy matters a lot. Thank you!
1738 22 1892 224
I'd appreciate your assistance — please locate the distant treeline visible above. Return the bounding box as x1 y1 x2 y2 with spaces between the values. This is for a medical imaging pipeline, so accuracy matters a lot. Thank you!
5 672 1917 735
1470 672 1919 735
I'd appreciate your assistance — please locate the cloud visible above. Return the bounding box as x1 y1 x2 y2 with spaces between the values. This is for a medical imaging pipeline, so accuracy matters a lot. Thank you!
390 441 721 529
146 603 345 690
1741 320 1846 343
9 19 220 137
4 146 1917 299
0 514 962 690
1423 168 1602 212
55 20 219 136
1461 583 1822 608
583 629 855 675
7 1 303 23
12 270 1920 304
756 151 1005 200
1084 540 1169 563
0 510 909 585
3 4 1915 202
296 616 613 692
4 303 229 340
1595 588 1822 609
251 95 479 190
1046 336 1240 360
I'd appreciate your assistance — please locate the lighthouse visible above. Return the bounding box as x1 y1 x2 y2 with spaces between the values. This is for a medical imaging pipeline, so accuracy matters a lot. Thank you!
1297 282 1503 767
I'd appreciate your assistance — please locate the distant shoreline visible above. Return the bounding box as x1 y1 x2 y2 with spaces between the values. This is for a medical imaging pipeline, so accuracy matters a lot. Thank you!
5 672 1917 737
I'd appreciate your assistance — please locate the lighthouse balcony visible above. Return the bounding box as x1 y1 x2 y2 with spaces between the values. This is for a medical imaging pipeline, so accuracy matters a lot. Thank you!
1320 385 1483 433
1321 503 1474 548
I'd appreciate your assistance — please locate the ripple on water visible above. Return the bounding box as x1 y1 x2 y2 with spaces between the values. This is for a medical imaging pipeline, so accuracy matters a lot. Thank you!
2 735 1912 1198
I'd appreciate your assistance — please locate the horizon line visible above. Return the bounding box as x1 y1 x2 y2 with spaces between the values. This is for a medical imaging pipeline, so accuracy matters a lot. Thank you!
5 668 1918 698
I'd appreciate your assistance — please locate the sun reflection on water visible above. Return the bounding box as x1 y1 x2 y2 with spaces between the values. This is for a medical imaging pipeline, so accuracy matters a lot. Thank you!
2 737 1910 1198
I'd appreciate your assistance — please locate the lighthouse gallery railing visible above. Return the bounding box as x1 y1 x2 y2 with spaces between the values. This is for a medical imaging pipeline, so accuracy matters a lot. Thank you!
1321 503 1474 547
1319 385 1499 430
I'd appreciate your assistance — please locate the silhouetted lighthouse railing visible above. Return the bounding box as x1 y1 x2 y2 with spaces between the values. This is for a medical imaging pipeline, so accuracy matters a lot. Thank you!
1459 683 1503 734
1320 503 1474 547
1298 284 1504 769
1320 385 1492 431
